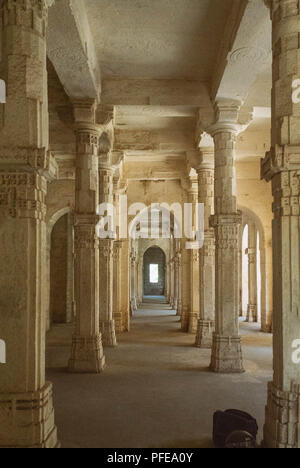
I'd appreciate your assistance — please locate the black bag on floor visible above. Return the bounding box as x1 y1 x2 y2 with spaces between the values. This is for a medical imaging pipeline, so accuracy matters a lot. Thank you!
213 409 258 448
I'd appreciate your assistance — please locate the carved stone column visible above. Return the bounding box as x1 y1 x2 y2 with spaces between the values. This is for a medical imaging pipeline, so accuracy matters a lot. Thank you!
137 255 143 305
130 251 138 314
113 241 123 333
173 254 179 312
262 0 300 448
245 221 258 322
68 100 105 373
177 250 183 317
120 239 130 332
181 247 191 331
209 101 244 373
98 149 117 347
66 211 75 323
187 181 200 334
195 148 216 348
0 0 59 448
170 257 175 308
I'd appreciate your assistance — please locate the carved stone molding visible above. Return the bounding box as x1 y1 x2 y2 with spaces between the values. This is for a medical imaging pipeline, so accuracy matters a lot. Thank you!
74 223 98 251
264 381 300 448
0 172 47 220
0 382 58 448
0 147 58 180
261 145 300 182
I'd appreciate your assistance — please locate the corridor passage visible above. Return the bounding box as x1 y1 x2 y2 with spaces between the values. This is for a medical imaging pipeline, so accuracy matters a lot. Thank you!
46 303 272 448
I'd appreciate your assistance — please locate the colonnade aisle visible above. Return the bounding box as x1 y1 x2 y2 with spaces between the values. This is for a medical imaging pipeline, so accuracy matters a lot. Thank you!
46 305 272 448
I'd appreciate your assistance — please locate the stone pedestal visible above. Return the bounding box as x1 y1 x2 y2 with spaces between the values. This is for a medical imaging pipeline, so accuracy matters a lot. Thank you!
210 335 243 374
195 320 215 349
262 1 300 447
69 103 105 373
0 383 59 448
0 0 59 447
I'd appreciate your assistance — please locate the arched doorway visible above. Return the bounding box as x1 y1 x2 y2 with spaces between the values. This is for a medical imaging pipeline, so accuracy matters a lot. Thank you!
143 247 166 299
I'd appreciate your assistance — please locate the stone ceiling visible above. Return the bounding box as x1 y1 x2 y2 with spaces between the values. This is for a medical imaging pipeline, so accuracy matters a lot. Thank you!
85 0 234 80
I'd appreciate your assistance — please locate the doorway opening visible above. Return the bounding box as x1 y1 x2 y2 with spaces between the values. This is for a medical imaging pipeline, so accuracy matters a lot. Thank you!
143 247 166 303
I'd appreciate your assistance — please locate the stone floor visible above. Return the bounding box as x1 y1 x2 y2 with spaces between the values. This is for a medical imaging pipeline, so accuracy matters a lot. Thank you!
46 304 273 448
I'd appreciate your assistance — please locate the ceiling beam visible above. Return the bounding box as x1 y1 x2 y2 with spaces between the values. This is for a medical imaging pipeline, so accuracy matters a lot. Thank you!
213 0 271 103
47 0 100 100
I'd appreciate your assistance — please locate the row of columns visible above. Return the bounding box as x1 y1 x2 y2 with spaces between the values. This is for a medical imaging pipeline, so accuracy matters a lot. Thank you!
0 0 299 449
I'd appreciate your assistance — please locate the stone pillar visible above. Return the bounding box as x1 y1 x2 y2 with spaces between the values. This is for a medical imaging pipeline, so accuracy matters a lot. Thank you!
245 221 258 323
188 182 200 334
68 100 105 373
98 150 117 347
209 101 244 373
195 148 216 348
113 241 123 333
130 250 138 314
137 255 143 305
66 211 74 323
262 0 300 448
0 0 59 447
177 250 183 317
170 257 175 307
120 239 130 331
173 254 179 312
238 221 244 318
181 247 191 331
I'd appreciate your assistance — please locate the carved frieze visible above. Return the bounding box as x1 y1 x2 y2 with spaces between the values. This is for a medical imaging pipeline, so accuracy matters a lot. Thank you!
0 172 46 219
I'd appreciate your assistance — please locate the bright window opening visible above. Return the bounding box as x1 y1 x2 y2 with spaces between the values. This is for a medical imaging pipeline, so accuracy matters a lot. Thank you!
150 264 159 284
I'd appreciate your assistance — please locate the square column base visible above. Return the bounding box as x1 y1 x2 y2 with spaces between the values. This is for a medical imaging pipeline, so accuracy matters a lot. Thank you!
113 313 124 333
263 382 300 448
130 298 137 314
195 319 214 349
210 334 244 374
188 313 199 334
0 382 59 448
68 334 106 373
177 300 182 317
245 304 258 323
100 320 117 347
